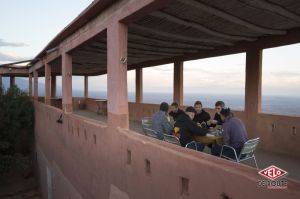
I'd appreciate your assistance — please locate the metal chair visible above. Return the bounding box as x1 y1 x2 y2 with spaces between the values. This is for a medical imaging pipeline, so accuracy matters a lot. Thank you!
163 134 180 145
141 117 152 134
185 141 199 151
220 138 260 168
143 128 160 139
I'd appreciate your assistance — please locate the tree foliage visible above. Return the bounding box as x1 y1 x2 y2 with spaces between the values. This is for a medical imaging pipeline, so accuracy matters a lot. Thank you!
0 85 34 175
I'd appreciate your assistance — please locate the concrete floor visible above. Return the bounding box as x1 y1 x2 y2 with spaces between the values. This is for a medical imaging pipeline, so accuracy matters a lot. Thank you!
74 109 300 182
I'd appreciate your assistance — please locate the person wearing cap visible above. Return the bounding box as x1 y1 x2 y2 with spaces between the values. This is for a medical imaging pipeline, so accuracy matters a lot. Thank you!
211 108 248 158
174 106 208 149
169 102 185 121
152 102 173 140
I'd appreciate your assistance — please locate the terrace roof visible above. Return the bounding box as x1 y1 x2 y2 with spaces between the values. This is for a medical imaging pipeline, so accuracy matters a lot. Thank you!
27 0 300 76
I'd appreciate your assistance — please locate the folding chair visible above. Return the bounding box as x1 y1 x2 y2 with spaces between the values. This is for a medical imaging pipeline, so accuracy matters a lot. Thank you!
163 134 180 145
185 141 205 151
141 117 152 134
143 128 160 140
220 138 260 168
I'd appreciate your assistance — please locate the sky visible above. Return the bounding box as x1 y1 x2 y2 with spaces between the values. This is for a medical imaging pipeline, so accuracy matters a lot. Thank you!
1 0 299 97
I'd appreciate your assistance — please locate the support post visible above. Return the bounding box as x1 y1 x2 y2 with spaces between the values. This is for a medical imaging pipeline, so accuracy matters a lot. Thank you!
62 53 73 113
33 71 38 100
245 48 262 135
51 74 56 98
10 76 15 87
173 61 184 105
45 62 51 105
84 76 88 98
107 22 129 129
135 68 143 103
29 73 32 97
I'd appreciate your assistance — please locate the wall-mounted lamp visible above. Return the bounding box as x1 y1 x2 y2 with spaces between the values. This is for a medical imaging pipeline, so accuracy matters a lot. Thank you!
120 57 127 64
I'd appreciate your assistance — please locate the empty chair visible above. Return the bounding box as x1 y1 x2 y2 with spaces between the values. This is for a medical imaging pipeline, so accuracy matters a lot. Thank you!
144 128 160 140
220 137 260 168
163 134 180 145
141 117 152 133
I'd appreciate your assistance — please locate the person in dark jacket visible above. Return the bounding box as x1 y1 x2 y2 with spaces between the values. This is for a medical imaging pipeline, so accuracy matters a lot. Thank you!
169 102 185 121
207 101 225 127
174 106 208 150
211 108 248 158
193 101 211 127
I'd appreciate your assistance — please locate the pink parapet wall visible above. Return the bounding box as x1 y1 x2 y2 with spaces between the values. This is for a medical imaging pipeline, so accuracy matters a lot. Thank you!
34 102 300 199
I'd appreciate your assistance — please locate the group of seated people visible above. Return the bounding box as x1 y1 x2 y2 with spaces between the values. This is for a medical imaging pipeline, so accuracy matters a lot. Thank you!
151 100 248 159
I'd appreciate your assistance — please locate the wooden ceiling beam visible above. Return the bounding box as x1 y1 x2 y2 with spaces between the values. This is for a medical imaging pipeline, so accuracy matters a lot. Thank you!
150 11 255 41
177 0 286 35
129 48 181 56
128 42 198 53
130 24 233 45
129 33 214 49
240 0 300 23
88 34 215 50
74 42 181 57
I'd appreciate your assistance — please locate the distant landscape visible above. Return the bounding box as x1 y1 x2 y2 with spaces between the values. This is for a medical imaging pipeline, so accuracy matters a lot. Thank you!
2 77 300 116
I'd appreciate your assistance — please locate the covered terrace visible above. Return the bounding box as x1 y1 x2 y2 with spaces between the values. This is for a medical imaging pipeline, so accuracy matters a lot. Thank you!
1 0 300 198
22 0 300 157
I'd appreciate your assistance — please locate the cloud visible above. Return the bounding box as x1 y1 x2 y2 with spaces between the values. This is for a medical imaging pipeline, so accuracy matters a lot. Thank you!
270 71 300 78
0 39 27 47
0 51 27 64
263 71 300 86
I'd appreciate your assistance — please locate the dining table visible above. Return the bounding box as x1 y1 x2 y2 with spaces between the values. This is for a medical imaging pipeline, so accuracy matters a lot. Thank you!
174 127 224 146
193 133 223 145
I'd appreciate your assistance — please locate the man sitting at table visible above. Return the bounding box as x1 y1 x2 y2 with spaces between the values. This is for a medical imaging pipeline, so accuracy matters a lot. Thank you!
207 101 225 127
211 108 248 158
174 106 208 150
169 102 185 121
193 101 211 127
152 102 173 140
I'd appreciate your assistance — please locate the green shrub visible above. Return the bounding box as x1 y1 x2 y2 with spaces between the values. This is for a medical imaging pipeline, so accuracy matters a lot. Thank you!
0 85 34 175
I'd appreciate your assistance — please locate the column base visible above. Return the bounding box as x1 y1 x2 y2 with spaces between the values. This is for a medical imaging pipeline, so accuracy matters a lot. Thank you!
63 104 73 113
108 112 129 129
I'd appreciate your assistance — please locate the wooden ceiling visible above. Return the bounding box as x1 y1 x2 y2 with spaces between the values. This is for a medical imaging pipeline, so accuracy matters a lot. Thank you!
45 0 300 76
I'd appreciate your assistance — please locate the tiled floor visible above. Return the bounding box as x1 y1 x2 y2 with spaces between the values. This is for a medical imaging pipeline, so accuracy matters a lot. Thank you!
74 109 300 181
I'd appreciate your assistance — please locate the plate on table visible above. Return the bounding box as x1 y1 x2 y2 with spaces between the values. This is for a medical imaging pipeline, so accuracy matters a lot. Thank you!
206 133 215 137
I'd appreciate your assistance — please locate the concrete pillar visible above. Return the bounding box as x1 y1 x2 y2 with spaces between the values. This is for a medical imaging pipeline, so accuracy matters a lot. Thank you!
10 76 15 87
45 63 51 105
62 53 73 113
84 76 88 98
0 75 2 88
51 74 56 98
29 73 32 97
173 61 183 105
135 68 143 103
33 71 38 100
107 22 129 129
245 48 262 135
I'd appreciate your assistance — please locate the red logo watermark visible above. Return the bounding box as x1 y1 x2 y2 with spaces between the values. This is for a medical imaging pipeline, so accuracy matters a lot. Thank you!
258 165 288 181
